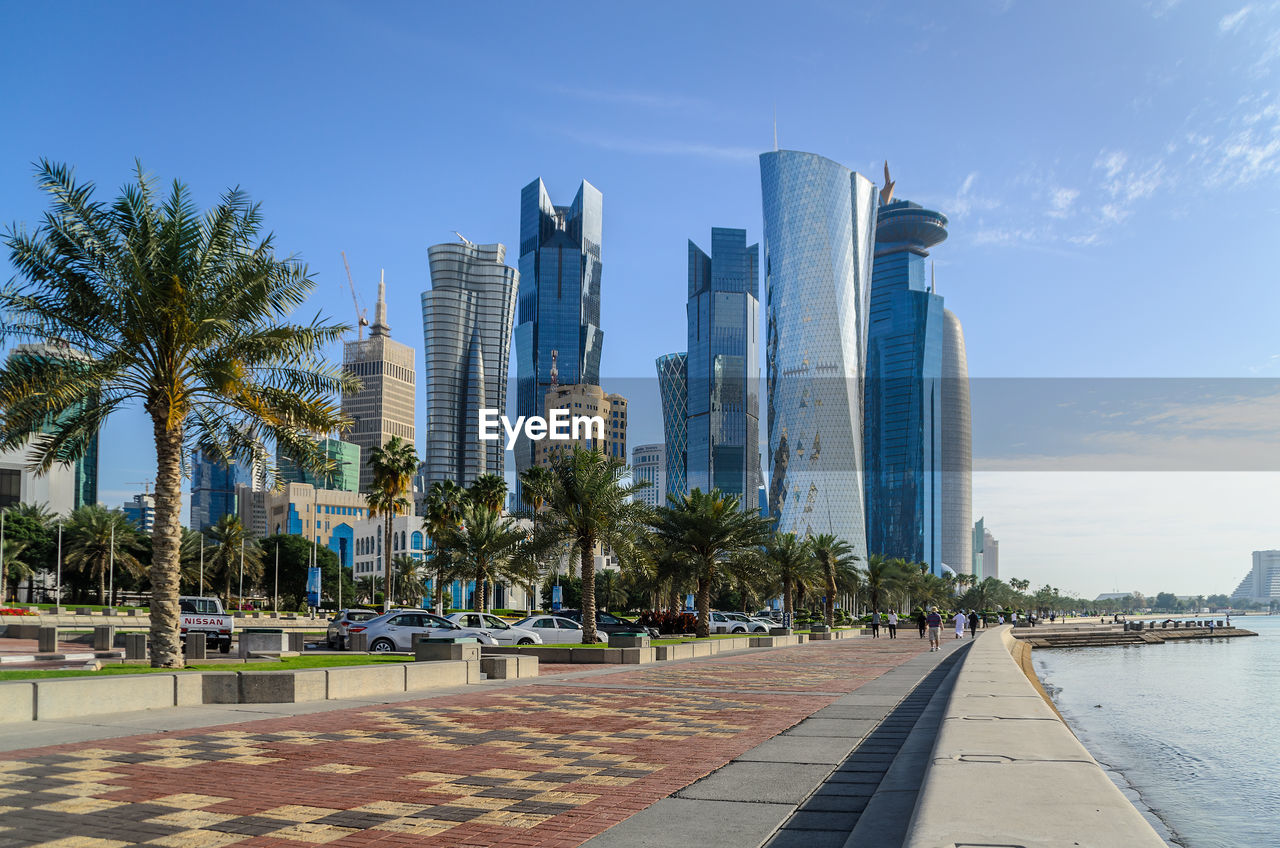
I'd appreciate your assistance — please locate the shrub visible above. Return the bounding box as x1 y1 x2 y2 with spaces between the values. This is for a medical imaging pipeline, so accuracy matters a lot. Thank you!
635 609 697 635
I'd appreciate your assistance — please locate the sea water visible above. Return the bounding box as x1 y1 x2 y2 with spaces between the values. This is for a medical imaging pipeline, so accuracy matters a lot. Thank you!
1035 616 1279 848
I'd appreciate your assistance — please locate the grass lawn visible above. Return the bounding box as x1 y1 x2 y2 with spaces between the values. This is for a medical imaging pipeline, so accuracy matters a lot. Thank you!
0 654 410 681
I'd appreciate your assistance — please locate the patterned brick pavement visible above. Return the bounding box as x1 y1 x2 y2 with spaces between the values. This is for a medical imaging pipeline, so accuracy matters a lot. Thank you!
0 638 927 848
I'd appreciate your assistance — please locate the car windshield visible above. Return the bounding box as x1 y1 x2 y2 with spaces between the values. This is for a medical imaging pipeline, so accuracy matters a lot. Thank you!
348 611 376 622
482 615 510 630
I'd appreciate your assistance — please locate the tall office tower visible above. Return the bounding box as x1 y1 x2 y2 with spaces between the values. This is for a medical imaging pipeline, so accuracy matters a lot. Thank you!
686 228 760 507
983 527 999 580
278 437 362 493
760 150 877 553
631 443 664 508
514 179 603 488
6 343 98 509
342 277 416 492
972 517 984 577
190 451 262 531
1230 550 1280 605
656 352 689 500
864 186 948 574
123 492 156 534
941 309 973 575
420 240 519 489
535 384 627 467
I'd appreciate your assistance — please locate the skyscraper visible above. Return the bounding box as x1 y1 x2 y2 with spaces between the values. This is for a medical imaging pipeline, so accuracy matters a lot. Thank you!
535 384 627 466
656 352 688 500
514 179 603 484
190 451 261 531
972 517 999 580
631 443 664 508
420 240 519 489
864 187 948 574
685 228 760 507
342 276 416 492
760 150 877 553
278 437 361 493
942 309 973 575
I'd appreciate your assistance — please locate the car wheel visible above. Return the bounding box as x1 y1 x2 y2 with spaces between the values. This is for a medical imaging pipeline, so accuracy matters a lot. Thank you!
732 627 746 634
517 638 535 645
370 638 396 653
219 640 231 654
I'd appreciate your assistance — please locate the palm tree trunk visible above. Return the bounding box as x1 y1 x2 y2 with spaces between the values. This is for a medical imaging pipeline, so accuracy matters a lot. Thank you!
149 417 184 668
825 566 837 627
695 565 712 638
783 577 793 617
667 583 680 615
580 535 597 644
98 566 105 606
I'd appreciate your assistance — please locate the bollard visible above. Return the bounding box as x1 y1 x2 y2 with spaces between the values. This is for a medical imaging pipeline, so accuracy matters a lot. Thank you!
37 625 58 653
1122 621 1131 631
185 634 207 660
349 632 369 652
93 625 116 651
288 631 307 652
124 633 147 660
1217 620 1225 627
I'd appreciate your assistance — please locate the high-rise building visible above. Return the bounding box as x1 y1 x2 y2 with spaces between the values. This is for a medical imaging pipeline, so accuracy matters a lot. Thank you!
864 188 947 574
686 228 760 507
190 451 262 531
123 492 155 534
514 179 603 487
278 438 361 493
420 240 519 490
973 518 999 580
972 517 984 578
1230 550 1280 605
656 352 689 500
941 309 973 575
263 482 370 573
760 150 877 553
342 277 416 492
535 384 627 467
631 443 664 508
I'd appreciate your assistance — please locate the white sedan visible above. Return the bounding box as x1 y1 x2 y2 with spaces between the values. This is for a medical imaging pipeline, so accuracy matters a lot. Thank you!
511 615 606 644
351 609 497 653
446 612 543 645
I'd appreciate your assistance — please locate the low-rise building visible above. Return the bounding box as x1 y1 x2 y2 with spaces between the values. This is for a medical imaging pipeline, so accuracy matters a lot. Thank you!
263 483 370 572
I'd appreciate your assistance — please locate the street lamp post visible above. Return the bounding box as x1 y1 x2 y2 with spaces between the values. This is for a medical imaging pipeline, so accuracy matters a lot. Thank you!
198 536 204 597
1 510 6 606
238 539 244 608
108 524 114 607
273 543 279 614
55 522 62 609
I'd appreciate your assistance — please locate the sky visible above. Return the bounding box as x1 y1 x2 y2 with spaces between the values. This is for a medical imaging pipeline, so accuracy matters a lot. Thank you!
2 0 1278 598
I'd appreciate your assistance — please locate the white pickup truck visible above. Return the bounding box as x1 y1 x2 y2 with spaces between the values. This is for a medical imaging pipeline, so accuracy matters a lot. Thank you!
179 596 234 654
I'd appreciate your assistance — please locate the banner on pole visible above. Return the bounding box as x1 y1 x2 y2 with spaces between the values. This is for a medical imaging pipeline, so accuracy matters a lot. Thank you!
551 585 563 612
306 566 322 607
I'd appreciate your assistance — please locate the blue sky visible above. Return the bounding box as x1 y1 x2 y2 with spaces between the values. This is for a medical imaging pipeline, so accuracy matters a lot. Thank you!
3 0 1278 596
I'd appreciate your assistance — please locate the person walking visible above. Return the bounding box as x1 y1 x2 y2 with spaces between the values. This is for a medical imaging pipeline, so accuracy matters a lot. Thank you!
916 609 927 639
887 611 898 638
953 609 966 640
869 610 880 638
926 607 943 651
968 609 979 638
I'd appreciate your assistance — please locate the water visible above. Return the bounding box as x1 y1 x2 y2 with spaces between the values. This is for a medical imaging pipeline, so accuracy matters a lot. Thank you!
1035 616 1280 848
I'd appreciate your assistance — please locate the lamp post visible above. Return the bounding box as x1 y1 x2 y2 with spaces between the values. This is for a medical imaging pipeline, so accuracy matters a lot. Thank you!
199 536 204 597
1 510 6 606
108 524 114 607
238 539 244 608
273 543 279 614
55 522 62 609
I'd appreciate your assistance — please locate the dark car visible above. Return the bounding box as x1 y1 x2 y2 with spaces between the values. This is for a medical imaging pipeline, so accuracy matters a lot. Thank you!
557 609 660 638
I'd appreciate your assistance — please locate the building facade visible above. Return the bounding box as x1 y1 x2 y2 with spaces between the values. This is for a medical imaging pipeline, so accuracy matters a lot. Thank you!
685 228 760 507
122 492 155 533
941 308 973 575
190 450 262 531
864 195 947 574
263 483 370 573
973 518 1000 580
656 352 688 500
279 438 361 493
514 179 603 488
0 443 76 515
760 150 877 553
1229 550 1280 605
631 443 664 508
342 277 416 492
420 240 519 490
535 384 627 467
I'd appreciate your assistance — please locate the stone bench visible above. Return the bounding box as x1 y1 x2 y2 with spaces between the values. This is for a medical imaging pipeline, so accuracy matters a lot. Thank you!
480 655 539 679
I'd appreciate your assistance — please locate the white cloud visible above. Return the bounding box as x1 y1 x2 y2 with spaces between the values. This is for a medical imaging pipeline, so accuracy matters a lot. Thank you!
1095 150 1128 179
1047 187 1079 218
1220 6 1253 33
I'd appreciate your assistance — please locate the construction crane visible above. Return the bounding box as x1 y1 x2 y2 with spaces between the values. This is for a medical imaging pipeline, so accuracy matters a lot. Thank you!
125 480 154 495
341 251 370 340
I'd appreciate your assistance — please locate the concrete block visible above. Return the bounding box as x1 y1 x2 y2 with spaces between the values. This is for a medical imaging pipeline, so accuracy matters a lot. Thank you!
76 607 92 616
750 636 777 648
465 659 482 683
415 640 481 662
8 623 39 640
201 672 240 704
608 633 650 648
34 674 175 720
238 670 327 703
37 626 58 653
184 635 207 660
127 608 141 616
0 682 35 723
325 664 407 699
124 633 147 659
174 673 203 706
808 632 834 641
769 627 792 636
620 647 655 664
810 624 830 633
287 631 307 652
92 625 115 651
404 659 469 690
239 631 288 657
480 655 519 679
655 643 694 661
348 632 369 652
595 648 623 663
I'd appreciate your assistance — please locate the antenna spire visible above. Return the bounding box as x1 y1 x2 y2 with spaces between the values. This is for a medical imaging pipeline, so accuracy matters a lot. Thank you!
879 161 895 206
370 269 390 337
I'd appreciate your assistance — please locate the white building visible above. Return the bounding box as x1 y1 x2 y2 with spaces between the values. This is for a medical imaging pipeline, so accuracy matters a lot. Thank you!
1230 550 1280 605
0 442 76 516
631 443 664 508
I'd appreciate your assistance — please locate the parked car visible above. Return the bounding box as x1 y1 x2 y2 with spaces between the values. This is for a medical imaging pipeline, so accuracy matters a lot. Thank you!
178 596 233 653
721 612 772 633
326 608 381 650
349 609 497 653
446 612 543 645
707 611 755 634
557 609 660 638
511 614 606 644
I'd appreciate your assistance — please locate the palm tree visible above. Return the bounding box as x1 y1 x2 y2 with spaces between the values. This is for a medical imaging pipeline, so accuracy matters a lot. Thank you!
2 538 31 604
423 479 465 612
437 499 528 613
204 515 263 607
526 447 648 643
469 474 507 514
860 553 906 617
0 163 352 666
810 534 860 627
650 489 773 638
596 569 628 611
765 533 817 619
392 555 427 606
367 435 418 612
64 505 144 604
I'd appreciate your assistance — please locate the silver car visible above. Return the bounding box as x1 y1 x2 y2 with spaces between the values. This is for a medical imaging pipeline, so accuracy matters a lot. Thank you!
511 614 606 643
350 609 497 653
326 608 380 649
446 612 543 645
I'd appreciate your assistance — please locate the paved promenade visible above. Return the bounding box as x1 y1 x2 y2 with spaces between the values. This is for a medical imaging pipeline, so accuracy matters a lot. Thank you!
0 634 967 848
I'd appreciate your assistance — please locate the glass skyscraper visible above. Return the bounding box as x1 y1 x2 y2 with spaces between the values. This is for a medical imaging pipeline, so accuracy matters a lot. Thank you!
941 308 973 575
279 437 361 493
760 150 877 554
656 352 688 500
190 450 259 531
420 240 519 489
514 179 603 482
685 228 759 507
864 195 948 574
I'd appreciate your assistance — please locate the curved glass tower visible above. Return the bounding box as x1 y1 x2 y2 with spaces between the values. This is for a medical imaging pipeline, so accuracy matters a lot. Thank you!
656 352 688 501
941 308 973 575
760 150 877 553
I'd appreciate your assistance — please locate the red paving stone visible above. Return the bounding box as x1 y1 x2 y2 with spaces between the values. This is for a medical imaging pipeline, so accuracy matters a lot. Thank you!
0 637 927 848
